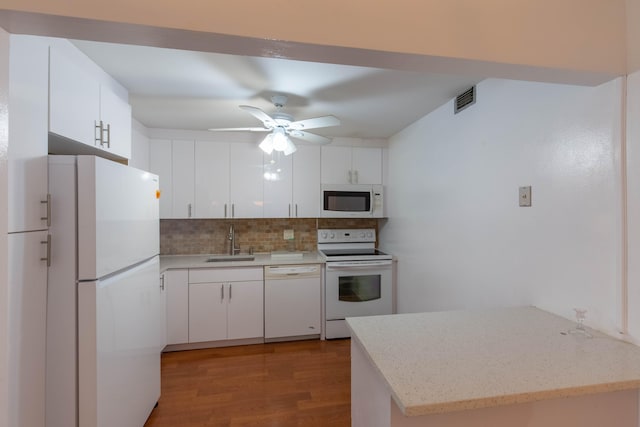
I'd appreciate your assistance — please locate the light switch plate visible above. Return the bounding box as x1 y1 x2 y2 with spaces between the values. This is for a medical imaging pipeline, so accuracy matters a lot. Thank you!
283 229 294 240
519 186 532 207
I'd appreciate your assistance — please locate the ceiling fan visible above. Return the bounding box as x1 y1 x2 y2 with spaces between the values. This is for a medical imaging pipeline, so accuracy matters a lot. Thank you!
208 95 340 156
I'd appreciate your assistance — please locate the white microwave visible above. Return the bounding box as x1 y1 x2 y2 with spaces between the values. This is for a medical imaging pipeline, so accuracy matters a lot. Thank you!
320 184 384 218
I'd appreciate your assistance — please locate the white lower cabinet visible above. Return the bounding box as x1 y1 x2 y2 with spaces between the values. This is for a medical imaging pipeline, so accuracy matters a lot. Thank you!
164 269 189 345
8 230 49 427
186 268 263 344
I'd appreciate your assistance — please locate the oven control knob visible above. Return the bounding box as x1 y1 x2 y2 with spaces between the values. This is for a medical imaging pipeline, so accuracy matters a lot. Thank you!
320 232 328 239
367 231 374 238
330 233 336 239
359 232 365 238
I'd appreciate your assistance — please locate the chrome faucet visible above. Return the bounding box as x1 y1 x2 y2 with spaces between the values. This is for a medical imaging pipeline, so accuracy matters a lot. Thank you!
228 225 240 255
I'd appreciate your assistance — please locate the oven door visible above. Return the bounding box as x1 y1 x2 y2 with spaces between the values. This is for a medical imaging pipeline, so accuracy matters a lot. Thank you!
325 260 393 320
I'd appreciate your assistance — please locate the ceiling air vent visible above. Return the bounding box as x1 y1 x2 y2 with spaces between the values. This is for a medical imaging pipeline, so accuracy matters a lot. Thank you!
454 86 476 114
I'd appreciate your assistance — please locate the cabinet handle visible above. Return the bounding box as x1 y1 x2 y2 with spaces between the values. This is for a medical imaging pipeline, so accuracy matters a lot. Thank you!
40 193 51 227
103 123 111 148
188 203 192 218
224 204 227 218
229 283 232 301
232 204 235 218
348 170 352 184
94 121 103 146
160 275 165 291
40 234 51 267
354 170 359 184
288 204 291 217
221 284 224 301
295 204 298 218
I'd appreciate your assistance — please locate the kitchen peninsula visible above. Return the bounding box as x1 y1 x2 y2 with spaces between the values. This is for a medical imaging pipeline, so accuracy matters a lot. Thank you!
348 307 640 427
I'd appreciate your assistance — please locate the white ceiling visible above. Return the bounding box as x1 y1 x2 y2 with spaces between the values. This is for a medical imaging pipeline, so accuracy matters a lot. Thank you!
72 40 483 140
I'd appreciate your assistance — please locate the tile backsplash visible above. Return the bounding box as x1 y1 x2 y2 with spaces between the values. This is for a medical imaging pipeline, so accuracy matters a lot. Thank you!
160 218 379 255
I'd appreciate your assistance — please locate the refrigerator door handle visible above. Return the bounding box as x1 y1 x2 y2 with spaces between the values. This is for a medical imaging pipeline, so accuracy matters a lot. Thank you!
160 275 165 291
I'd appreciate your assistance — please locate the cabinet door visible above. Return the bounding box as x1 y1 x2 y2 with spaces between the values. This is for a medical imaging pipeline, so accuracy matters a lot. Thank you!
49 44 100 147
292 145 320 217
265 277 321 339
148 139 173 219
321 146 352 184
352 147 382 184
8 35 50 233
8 230 48 427
263 152 292 218
165 270 189 345
195 141 230 218
172 140 195 219
229 143 264 218
99 85 132 159
188 282 227 343
227 281 264 340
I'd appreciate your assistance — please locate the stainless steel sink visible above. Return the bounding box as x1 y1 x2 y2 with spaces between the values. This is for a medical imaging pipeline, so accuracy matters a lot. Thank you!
205 255 255 263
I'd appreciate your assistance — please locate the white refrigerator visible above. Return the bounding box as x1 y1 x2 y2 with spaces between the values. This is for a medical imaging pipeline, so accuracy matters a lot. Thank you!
47 155 165 427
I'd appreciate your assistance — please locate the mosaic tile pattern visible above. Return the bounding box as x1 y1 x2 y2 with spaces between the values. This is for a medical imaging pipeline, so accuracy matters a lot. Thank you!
160 218 379 255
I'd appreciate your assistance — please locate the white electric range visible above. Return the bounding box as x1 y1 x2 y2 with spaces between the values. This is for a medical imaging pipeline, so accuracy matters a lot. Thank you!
318 229 393 339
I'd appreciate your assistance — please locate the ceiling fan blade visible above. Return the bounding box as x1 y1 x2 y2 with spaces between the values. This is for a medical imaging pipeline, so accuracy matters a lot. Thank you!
239 105 276 128
288 115 340 131
289 130 332 145
208 127 270 132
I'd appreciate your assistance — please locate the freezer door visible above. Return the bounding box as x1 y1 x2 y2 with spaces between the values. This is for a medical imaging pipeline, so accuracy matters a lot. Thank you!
77 155 159 280
78 256 163 427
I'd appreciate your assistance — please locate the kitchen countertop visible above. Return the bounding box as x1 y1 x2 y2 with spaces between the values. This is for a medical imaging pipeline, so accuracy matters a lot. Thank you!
346 306 640 417
160 251 325 272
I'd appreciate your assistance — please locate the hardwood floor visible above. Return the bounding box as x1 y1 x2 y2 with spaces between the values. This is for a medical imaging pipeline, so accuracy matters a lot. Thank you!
144 339 351 427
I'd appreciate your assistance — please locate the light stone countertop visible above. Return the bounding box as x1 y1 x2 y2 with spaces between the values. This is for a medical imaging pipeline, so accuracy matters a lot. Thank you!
160 251 325 272
346 306 640 417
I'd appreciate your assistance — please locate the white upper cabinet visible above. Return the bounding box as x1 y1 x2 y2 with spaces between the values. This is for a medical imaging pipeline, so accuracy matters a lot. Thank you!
148 139 173 219
195 141 230 218
292 145 321 217
263 152 293 218
8 35 50 233
229 143 264 218
263 145 320 218
49 43 99 148
99 85 132 159
321 146 382 185
49 40 131 160
171 140 195 219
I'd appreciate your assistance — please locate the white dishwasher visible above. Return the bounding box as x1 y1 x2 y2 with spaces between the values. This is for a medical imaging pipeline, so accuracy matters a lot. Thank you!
264 264 322 341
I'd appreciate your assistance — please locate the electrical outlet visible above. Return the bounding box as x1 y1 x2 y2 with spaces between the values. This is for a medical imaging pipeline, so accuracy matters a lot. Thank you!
519 186 532 207
283 229 294 240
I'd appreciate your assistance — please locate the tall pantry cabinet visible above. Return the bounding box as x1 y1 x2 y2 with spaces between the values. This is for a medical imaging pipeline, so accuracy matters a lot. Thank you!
7 35 50 427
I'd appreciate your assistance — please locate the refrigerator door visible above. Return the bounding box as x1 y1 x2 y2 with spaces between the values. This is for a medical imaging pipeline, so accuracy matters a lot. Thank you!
78 256 163 427
77 155 159 281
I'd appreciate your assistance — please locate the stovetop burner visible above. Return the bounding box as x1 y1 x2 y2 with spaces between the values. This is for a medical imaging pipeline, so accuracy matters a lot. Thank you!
320 248 389 257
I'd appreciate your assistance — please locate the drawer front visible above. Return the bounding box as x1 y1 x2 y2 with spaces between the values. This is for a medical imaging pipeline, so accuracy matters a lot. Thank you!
189 267 263 284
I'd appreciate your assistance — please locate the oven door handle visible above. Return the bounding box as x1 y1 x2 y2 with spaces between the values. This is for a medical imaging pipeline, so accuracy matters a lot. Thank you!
326 260 392 269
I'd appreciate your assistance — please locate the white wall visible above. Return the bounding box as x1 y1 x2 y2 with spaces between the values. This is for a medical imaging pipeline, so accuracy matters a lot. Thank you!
381 78 624 335
129 119 149 171
0 27 9 427
626 71 640 341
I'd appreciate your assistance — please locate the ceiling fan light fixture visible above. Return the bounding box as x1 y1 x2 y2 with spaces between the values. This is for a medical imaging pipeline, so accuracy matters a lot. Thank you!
283 137 297 156
259 133 274 154
272 128 288 151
